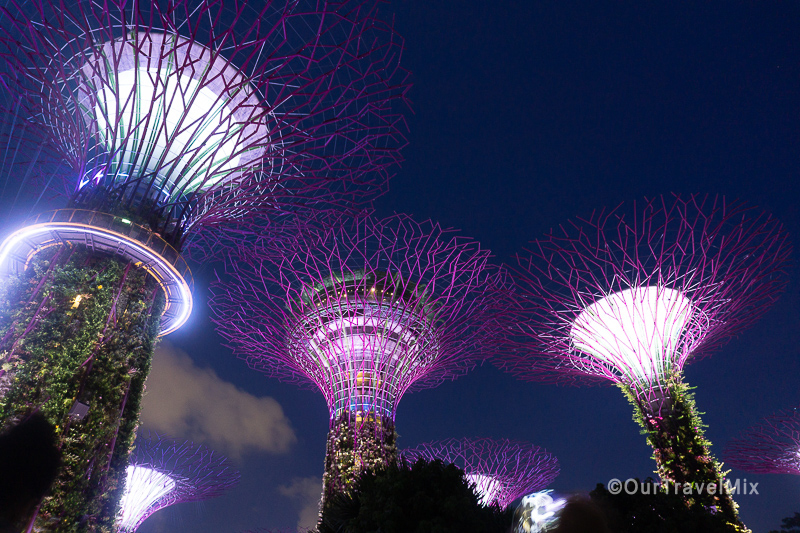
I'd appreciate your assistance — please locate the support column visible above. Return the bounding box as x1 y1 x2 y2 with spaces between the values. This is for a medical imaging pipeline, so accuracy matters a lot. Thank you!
622 379 747 532
322 411 398 509
0 247 164 532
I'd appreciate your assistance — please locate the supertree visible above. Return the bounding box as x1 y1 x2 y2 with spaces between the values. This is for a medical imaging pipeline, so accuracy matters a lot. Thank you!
724 408 800 476
209 213 506 507
0 0 408 528
402 438 560 509
496 194 791 530
117 433 239 532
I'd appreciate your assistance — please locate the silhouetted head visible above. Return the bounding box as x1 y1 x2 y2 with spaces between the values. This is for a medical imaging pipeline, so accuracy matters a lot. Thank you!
550 495 611 533
0 414 61 529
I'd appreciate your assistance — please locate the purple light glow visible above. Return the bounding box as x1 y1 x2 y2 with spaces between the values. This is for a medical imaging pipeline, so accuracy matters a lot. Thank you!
498 194 791 395
210 214 505 424
402 438 560 509
724 409 800 476
118 434 239 532
0 0 410 247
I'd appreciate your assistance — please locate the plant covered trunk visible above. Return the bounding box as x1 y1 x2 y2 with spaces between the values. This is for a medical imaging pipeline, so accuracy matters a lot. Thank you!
322 412 398 512
0 246 164 532
623 379 748 532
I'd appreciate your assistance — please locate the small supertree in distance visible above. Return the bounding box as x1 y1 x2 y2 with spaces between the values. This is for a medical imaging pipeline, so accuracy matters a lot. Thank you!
117 433 239 532
497 194 791 531
402 438 560 509
0 0 408 529
209 213 505 508
724 408 800 476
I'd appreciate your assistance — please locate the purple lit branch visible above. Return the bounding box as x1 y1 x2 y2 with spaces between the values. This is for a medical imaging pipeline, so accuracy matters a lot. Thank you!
724 409 800 476
118 433 239 532
498 194 790 391
402 438 560 509
209 213 505 421
0 0 409 247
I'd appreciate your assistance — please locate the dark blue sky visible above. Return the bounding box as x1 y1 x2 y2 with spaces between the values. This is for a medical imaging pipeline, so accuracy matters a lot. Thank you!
128 1 798 531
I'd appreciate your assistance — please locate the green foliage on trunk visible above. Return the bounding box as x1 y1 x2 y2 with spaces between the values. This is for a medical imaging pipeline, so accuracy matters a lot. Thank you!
323 412 398 510
621 379 748 532
0 246 163 532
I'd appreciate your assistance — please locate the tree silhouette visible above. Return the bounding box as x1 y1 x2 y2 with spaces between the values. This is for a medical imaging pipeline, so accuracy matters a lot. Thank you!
590 478 740 533
319 458 513 533
768 512 800 533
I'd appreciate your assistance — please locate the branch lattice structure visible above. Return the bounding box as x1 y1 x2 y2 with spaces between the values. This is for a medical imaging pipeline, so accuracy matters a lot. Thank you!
724 409 800 476
118 434 239 532
497 194 791 529
210 213 506 505
402 438 560 509
0 0 409 249
499 194 789 392
0 1 408 529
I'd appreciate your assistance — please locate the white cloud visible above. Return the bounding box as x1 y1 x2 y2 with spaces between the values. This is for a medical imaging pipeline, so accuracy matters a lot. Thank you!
278 477 322 531
140 341 296 458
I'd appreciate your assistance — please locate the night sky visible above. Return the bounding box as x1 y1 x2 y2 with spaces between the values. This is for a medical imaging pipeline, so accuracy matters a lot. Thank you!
2 1 799 532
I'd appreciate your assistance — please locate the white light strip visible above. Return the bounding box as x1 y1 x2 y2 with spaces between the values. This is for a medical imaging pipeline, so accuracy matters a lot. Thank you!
0 224 192 335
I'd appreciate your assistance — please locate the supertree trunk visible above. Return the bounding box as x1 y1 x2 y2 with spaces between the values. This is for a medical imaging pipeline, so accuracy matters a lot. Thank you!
0 246 163 532
322 412 398 509
622 379 746 532
209 214 506 511
497 194 790 531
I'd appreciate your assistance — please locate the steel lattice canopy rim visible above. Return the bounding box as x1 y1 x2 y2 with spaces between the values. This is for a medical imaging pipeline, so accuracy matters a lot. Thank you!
0 209 193 335
73 31 271 196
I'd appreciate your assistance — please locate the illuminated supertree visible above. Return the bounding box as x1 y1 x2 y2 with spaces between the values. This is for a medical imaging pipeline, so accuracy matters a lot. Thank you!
724 408 800 476
209 214 504 506
403 438 560 509
118 434 239 532
497 194 790 529
0 0 407 528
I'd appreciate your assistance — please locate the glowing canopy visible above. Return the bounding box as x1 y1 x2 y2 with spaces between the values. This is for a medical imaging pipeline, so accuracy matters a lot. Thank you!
403 437 559 510
466 473 504 506
570 285 696 384
296 297 432 419
78 32 269 198
118 465 176 531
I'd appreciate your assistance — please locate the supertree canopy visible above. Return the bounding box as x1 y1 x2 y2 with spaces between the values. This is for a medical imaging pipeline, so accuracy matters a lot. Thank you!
209 213 506 506
0 0 408 249
402 438 560 509
497 194 791 530
724 408 800 476
0 1 408 529
118 434 239 532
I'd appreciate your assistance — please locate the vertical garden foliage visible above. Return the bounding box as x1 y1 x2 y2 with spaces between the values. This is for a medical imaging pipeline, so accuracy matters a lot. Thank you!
0 246 163 532
323 412 398 510
622 379 747 532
